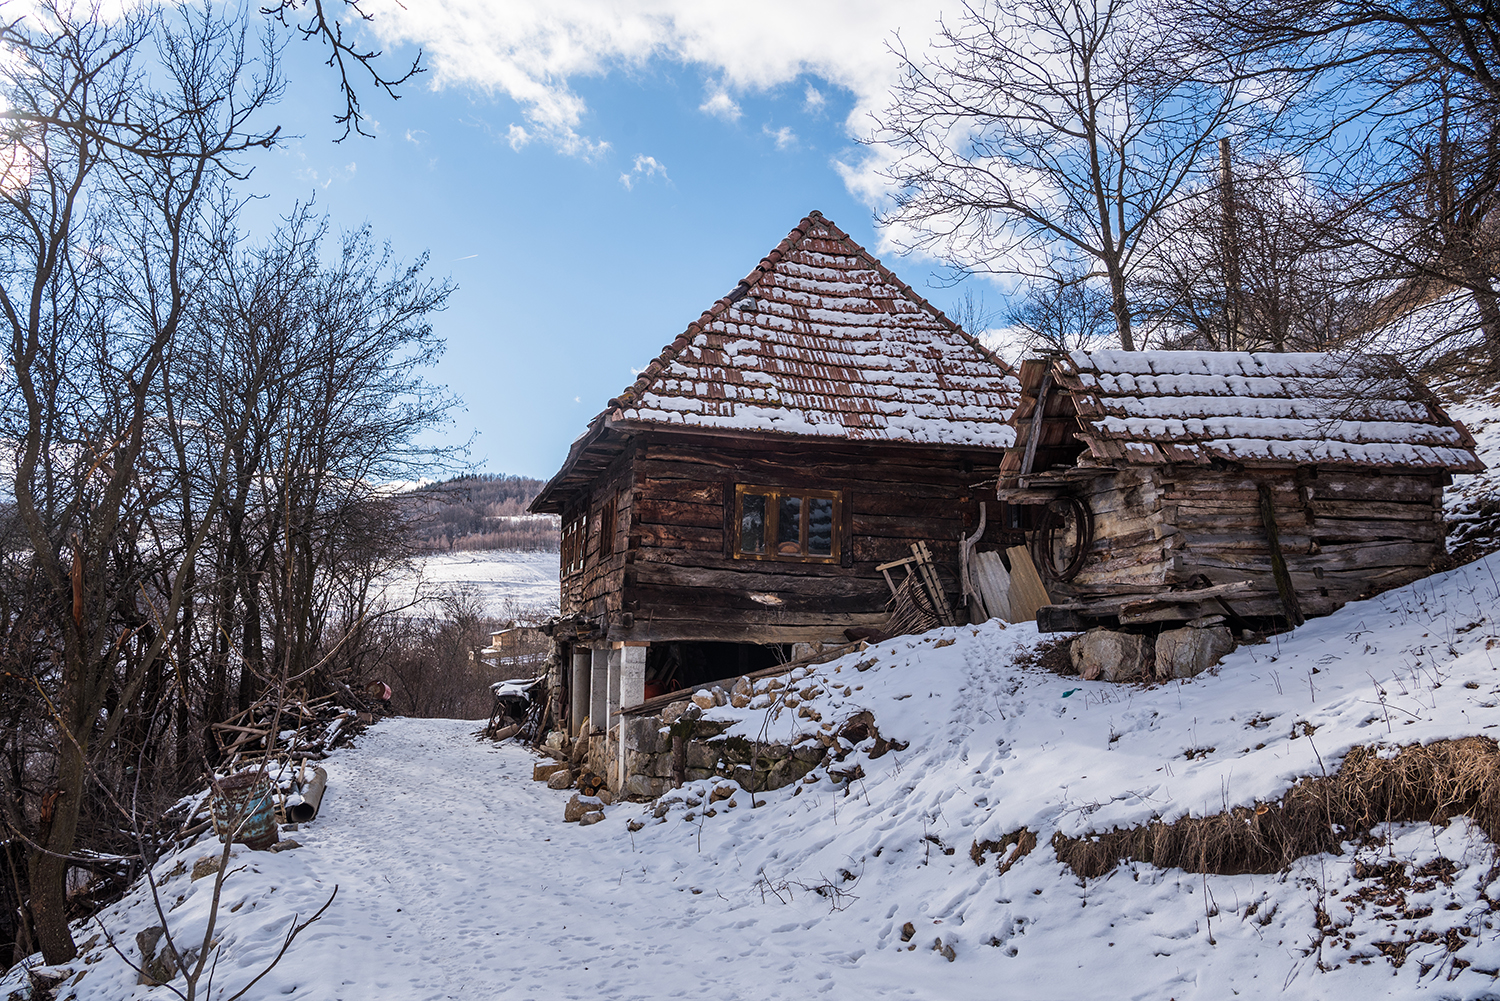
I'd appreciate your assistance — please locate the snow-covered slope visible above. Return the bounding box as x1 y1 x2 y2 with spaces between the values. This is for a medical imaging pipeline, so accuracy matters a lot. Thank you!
11 555 1500 1000
1448 395 1500 552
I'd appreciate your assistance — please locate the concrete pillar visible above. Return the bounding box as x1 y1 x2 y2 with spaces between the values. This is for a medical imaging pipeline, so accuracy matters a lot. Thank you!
589 647 609 734
570 647 591 738
617 644 648 792
606 647 622 734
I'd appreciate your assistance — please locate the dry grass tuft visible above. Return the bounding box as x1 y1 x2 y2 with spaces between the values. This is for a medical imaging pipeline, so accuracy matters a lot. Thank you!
1053 737 1500 878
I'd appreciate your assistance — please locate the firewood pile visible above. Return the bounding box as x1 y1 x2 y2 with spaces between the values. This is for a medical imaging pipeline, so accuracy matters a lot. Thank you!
485 676 546 742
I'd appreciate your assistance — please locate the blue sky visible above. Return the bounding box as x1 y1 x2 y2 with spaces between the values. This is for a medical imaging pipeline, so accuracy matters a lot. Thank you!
237 1 990 479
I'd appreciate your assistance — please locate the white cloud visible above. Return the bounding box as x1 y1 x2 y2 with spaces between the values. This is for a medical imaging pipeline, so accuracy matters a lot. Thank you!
763 124 796 150
364 0 958 216
802 83 826 115
699 89 741 121
619 154 669 190
404 129 427 144
506 124 531 150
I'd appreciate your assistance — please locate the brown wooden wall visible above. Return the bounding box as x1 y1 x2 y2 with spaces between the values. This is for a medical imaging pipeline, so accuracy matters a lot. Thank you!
559 431 1007 644
1065 465 1448 618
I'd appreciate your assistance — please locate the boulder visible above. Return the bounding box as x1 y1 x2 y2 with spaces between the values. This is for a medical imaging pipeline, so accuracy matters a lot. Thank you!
190 855 222 882
578 810 606 827
533 762 567 782
1070 629 1153 682
563 794 603 823
661 700 692 725
546 769 574 790
730 693 752 708
691 689 716 710
732 676 753 699
136 926 178 986
1154 625 1235 679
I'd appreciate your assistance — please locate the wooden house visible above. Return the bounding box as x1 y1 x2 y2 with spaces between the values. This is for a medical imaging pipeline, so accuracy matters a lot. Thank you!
528 211 1018 778
996 350 1485 632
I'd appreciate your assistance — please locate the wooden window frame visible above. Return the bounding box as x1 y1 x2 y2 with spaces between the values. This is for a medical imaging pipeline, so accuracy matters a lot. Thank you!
561 510 588 576
732 484 842 564
598 492 618 559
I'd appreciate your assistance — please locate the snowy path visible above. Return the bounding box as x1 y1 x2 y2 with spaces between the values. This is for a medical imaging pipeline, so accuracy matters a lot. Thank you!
257 719 909 1001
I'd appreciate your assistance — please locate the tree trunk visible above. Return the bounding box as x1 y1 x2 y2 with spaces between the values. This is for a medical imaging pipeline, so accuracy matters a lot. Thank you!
1107 263 1136 351
28 720 86 964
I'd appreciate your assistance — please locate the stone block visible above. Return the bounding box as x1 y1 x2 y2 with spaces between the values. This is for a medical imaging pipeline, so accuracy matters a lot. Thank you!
686 741 721 771
625 716 662 756
1070 629 1153 682
662 700 692 725
564 794 602 823
626 774 661 798
533 761 566 782
692 689 716 710
1155 625 1235 679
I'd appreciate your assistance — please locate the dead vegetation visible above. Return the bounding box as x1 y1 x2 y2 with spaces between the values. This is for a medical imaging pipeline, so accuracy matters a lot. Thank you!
1053 736 1500 878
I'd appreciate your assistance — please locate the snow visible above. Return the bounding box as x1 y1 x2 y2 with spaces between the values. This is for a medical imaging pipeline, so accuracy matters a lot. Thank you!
378 550 559 618
1447 395 1500 551
14 555 1500 999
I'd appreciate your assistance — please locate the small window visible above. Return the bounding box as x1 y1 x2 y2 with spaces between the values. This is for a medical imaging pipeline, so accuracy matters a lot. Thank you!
561 511 587 576
734 485 841 562
598 493 618 559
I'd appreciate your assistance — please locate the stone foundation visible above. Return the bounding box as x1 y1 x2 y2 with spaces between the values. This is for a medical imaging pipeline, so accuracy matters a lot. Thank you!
1070 623 1236 682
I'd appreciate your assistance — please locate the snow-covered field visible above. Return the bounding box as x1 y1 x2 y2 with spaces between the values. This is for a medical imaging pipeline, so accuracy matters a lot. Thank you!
380 549 559 618
14 552 1500 1000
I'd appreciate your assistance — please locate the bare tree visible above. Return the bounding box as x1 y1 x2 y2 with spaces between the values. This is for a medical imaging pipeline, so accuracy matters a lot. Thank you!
1005 272 1118 354
874 0 1271 350
1175 0 1500 372
0 3 280 963
1136 150 1371 351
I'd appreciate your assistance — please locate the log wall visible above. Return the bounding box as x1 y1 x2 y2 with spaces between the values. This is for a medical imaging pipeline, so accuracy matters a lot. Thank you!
1066 465 1448 619
560 431 1008 644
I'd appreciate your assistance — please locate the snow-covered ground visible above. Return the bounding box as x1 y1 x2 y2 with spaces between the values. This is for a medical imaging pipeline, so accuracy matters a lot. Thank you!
380 549 559 618
14 552 1500 1000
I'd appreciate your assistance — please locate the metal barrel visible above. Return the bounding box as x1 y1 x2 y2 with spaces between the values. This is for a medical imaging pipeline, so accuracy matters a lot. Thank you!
210 771 278 851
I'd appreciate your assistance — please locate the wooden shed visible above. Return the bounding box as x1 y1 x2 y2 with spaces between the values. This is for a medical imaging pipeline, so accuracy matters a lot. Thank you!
528 211 1018 779
997 350 1485 632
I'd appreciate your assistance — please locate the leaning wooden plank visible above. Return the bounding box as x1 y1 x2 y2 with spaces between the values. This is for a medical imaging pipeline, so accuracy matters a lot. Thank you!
973 551 1013 623
1005 545 1052 624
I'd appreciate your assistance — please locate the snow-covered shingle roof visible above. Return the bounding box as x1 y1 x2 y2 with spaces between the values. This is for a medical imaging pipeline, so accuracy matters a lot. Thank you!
604 211 1018 447
1048 349 1483 471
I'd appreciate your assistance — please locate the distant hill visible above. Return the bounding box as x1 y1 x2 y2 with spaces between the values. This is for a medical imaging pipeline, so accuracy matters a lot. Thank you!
406 474 559 552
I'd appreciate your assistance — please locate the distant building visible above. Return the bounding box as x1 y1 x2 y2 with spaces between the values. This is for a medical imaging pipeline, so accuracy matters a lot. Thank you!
529 211 1017 793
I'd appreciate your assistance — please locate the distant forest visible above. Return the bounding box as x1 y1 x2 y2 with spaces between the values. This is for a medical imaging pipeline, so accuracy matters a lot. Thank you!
406 475 560 552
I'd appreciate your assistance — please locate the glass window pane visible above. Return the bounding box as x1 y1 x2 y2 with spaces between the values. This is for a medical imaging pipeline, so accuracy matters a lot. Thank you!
740 493 766 554
807 497 834 556
776 495 802 555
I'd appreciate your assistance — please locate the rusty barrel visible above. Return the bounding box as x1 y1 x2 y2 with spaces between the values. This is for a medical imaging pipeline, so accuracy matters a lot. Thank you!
210 771 278 850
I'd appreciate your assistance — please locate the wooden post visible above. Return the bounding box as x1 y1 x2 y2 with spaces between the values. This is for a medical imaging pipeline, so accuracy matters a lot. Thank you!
1020 372 1053 481
1257 483 1304 626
